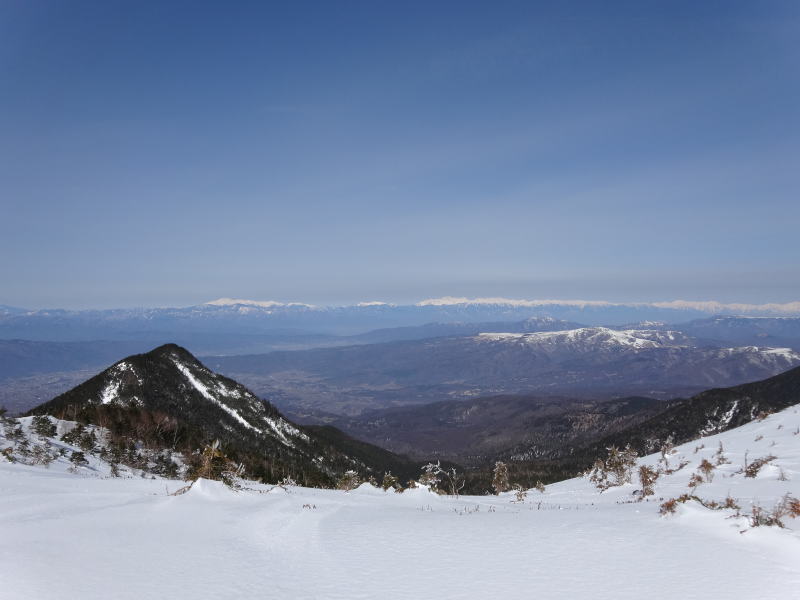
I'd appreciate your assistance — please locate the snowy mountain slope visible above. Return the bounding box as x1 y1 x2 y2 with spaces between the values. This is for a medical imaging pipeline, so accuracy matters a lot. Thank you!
1 404 797 599
582 363 800 455
31 343 309 448
476 326 695 349
25 344 419 485
0 415 185 479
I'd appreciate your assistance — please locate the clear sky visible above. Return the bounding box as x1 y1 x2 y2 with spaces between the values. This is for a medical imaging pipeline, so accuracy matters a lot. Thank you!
1 1 798 309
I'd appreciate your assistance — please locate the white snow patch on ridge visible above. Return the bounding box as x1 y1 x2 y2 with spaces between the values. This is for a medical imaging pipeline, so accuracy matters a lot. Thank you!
477 327 673 349
760 347 800 361
171 359 257 431
99 362 140 404
99 379 121 404
206 298 315 308
170 357 306 446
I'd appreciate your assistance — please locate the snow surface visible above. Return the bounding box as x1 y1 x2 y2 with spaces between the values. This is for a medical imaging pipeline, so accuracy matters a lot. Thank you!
2 407 799 599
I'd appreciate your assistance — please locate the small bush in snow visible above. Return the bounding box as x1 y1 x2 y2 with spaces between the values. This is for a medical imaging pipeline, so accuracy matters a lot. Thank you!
786 495 800 518
659 498 679 515
278 476 298 488
749 497 794 528
512 484 527 502
60 424 84 446
419 461 465 497
5 424 24 442
32 415 57 438
637 465 659 498
687 473 704 489
492 461 510 494
713 442 729 466
30 444 55 467
336 470 360 491
220 462 245 489
588 445 638 491
419 462 442 491
381 471 398 491
534 480 546 494
658 438 676 467
697 459 715 482
743 455 777 478
70 451 88 467
15 438 30 457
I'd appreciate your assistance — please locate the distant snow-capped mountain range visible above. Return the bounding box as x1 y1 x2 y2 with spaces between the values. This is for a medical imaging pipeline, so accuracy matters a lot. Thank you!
208 296 800 314
2 296 800 342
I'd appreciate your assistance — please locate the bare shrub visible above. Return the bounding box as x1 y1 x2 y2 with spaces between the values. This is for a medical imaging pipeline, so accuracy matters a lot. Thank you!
638 465 659 498
2 447 16 463
588 445 638 491
714 442 729 466
722 496 740 511
512 484 528 502
786 495 800 518
687 473 704 489
697 459 715 482
743 455 777 478
747 495 798 528
419 461 465 496
419 462 442 490
660 498 679 515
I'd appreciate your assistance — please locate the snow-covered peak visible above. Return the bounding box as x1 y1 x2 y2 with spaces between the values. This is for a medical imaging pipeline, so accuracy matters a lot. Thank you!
205 298 316 309
476 327 685 349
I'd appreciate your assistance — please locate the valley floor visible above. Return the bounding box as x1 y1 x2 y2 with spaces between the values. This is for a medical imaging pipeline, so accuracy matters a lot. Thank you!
2 408 800 600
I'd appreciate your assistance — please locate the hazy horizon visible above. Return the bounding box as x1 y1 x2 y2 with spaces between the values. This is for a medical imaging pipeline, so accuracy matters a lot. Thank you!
2 1 798 308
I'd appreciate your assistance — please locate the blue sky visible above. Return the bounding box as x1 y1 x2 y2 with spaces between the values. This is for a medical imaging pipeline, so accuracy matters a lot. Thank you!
1 1 798 308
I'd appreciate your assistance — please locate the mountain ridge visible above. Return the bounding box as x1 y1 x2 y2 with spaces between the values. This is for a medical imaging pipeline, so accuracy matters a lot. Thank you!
27 344 420 485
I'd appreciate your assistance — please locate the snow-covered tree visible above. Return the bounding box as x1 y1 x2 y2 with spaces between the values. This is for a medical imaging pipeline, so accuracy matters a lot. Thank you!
419 462 442 491
492 461 510 494
32 415 56 438
588 445 638 491
381 471 398 491
336 470 360 491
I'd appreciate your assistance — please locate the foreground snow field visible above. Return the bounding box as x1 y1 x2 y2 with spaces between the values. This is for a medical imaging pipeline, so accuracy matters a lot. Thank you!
2 407 799 600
